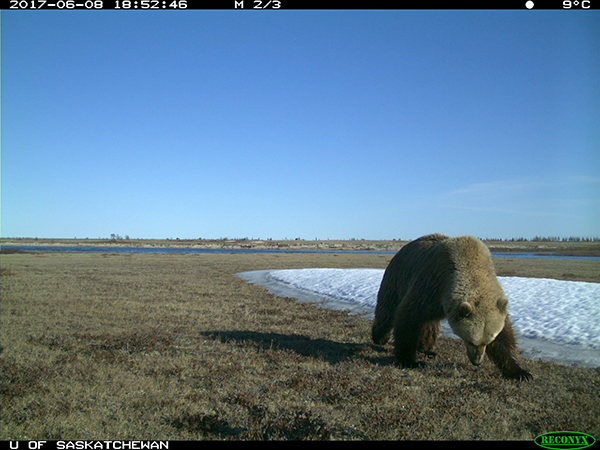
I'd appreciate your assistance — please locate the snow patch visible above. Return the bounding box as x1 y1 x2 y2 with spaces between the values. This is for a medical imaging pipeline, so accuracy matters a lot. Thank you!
237 268 600 368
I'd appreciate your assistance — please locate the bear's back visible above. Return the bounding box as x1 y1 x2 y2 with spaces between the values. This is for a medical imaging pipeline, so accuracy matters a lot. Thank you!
444 235 495 276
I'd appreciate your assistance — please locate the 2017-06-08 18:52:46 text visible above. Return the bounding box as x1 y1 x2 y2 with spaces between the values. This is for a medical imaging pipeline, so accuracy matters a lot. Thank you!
8 0 188 7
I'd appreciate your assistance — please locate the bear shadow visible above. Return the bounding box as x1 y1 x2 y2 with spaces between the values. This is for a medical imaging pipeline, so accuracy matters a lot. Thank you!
200 330 391 366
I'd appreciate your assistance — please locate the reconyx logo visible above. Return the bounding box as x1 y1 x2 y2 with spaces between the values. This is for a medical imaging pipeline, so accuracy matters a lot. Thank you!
535 431 596 450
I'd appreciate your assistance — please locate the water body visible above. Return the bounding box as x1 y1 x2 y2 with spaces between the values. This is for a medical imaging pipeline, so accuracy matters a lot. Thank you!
1 245 599 260
1 245 391 255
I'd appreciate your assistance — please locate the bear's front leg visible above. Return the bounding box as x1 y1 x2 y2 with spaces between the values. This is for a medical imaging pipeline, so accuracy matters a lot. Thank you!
393 310 427 368
486 318 533 381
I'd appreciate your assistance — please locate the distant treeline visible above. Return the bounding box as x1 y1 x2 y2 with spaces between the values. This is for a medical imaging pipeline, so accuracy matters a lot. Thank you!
481 236 600 242
105 235 599 243
6 235 598 243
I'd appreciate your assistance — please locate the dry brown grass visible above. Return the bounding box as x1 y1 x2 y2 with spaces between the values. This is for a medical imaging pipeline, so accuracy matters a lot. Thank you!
1 251 599 441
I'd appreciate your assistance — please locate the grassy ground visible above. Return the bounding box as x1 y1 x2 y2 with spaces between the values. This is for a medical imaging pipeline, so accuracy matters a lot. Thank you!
1 250 599 440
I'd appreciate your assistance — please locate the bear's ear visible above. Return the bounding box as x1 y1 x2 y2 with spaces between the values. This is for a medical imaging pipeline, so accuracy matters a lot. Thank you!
497 297 508 313
458 302 473 319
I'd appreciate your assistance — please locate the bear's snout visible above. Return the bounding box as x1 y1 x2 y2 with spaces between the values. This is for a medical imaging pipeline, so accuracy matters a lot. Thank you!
465 343 486 366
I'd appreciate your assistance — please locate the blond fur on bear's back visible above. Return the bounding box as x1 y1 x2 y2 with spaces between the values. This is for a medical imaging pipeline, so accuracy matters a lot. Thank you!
444 235 496 275
443 235 506 317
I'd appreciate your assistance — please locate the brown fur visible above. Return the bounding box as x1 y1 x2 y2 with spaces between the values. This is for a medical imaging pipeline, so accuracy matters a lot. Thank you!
372 233 532 380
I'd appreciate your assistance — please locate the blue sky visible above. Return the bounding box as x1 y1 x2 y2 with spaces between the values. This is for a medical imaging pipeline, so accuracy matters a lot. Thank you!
2 11 599 240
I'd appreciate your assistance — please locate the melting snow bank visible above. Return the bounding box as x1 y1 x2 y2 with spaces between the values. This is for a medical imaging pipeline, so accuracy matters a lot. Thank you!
236 269 600 368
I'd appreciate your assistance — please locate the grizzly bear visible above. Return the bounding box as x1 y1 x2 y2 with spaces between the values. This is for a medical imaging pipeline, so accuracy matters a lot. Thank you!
372 233 532 380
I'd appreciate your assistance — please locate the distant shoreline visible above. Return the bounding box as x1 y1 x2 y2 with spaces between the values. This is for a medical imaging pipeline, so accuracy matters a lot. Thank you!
2 237 600 257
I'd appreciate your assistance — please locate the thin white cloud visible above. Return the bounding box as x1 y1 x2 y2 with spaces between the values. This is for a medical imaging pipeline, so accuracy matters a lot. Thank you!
445 179 546 199
438 176 599 217
443 204 567 217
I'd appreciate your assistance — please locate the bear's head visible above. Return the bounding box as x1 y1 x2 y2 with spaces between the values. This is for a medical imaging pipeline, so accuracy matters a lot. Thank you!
442 236 510 367
447 285 509 366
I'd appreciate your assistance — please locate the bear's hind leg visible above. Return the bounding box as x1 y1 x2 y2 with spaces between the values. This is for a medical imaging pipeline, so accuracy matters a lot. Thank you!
372 322 392 345
417 320 440 357
372 280 400 345
487 318 533 380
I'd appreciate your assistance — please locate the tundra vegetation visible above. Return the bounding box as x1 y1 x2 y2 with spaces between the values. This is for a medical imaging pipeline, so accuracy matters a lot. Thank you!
1 244 599 440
